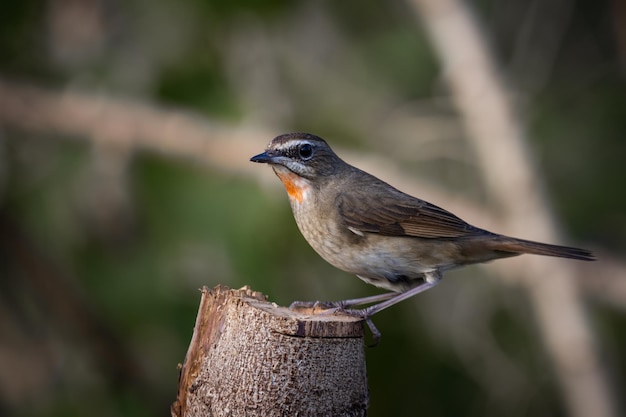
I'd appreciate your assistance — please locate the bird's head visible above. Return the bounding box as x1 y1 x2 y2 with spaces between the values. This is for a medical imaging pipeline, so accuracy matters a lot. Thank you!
250 133 343 180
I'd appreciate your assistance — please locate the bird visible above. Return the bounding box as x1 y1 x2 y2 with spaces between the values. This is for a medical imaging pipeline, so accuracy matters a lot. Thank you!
250 132 595 337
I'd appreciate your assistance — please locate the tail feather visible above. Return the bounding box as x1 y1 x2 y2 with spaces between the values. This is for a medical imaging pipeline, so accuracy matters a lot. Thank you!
493 237 595 261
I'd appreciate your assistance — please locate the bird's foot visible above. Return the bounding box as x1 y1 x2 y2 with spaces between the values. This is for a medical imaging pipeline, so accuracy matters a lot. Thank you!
289 299 346 312
332 307 381 346
290 301 381 346
289 292 396 311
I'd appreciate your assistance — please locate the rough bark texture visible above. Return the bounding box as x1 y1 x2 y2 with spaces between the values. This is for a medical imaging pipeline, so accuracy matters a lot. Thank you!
171 285 368 417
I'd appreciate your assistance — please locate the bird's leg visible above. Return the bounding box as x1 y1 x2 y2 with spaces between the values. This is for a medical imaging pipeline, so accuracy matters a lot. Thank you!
332 292 398 308
343 271 442 318
364 318 382 347
289 292 396 310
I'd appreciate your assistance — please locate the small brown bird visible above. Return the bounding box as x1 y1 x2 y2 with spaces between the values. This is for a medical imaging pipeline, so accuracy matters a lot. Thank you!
251 133 594 328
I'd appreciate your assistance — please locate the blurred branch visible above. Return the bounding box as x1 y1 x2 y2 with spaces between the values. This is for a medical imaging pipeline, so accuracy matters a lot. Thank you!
408 1 619 417
0 78 264 178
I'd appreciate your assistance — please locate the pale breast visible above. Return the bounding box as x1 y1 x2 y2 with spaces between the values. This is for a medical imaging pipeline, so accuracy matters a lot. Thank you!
294 201 459 291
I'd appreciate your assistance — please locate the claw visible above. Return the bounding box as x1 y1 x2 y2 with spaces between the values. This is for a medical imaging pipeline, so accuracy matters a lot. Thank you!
364 318 381 347
289 300 317 309
323 308 378 346
289 300 341 310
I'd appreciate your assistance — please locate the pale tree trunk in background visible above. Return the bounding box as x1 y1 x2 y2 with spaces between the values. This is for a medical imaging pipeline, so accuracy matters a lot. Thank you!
407 1 619 417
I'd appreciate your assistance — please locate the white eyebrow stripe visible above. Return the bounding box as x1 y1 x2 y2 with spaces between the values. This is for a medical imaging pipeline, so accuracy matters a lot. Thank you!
273 140 312 151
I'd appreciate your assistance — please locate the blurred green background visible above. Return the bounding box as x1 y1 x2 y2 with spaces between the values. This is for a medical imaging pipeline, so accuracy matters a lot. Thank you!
1 0 625 416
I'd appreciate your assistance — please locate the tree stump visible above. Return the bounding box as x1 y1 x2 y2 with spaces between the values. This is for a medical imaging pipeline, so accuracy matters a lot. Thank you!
171 285 368 417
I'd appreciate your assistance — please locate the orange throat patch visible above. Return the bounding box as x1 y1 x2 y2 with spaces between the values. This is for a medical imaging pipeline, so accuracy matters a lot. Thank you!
274 170 310 204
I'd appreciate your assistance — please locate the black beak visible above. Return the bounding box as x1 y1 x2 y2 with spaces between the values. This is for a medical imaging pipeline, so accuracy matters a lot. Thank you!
250 151 274 164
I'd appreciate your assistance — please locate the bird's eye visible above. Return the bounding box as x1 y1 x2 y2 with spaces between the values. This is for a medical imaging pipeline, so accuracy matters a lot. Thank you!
298 143 313 159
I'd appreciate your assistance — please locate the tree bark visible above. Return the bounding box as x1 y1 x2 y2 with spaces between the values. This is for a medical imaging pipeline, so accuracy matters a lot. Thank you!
171 285 368 417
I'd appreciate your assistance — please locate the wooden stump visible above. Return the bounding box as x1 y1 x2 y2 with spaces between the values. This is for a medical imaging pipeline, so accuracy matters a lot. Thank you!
171 285 368 417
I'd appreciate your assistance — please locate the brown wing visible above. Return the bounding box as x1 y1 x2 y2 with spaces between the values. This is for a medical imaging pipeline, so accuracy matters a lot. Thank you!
336 181 488 239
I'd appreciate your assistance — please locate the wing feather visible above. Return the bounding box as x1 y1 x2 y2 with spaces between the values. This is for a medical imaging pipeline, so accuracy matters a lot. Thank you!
337 179 487 239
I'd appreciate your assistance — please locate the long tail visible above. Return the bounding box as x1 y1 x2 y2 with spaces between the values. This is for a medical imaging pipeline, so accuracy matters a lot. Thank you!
492 236 595 261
